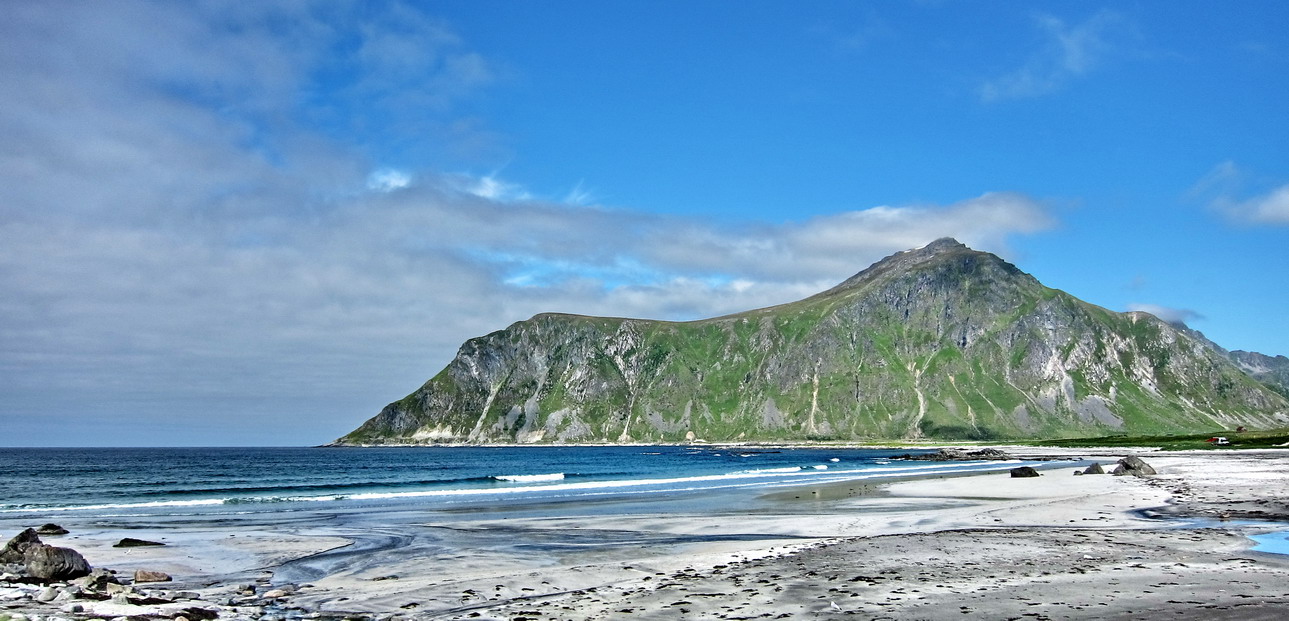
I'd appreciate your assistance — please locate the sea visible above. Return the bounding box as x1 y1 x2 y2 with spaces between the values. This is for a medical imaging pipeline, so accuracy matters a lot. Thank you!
0 445 1027 520
0 446 1046 597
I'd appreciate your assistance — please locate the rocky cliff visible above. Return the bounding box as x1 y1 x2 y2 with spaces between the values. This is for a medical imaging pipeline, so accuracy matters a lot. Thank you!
338 239 1289 444
1229 351 1289 398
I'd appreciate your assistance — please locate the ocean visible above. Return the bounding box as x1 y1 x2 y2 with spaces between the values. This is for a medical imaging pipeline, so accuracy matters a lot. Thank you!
0 446 1026 520
0 446 1048 609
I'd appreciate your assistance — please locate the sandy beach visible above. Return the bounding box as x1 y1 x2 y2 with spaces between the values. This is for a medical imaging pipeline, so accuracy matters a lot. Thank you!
5 449 1289 620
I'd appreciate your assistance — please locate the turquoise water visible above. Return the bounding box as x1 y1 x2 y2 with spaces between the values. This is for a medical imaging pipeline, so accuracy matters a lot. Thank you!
0 446 1028 518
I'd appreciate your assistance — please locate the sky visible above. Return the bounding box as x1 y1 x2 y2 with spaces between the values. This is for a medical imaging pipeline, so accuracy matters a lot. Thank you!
2 1 1287 447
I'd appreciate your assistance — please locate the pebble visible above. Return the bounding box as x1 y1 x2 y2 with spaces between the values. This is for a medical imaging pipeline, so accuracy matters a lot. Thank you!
36 587 58 602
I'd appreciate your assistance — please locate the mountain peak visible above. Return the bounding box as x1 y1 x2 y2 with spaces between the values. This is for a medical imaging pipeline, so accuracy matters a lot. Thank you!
821 237 1003 295
921 237 968 252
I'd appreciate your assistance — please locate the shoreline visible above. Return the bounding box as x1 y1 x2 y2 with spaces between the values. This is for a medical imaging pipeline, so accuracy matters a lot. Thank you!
4 450 1289 619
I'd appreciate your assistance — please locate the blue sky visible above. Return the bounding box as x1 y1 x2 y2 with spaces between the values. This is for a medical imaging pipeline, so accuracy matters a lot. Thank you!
1 1 1286 446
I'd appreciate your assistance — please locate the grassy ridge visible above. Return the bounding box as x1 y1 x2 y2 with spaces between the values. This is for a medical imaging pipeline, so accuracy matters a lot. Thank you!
1030 428 1289 450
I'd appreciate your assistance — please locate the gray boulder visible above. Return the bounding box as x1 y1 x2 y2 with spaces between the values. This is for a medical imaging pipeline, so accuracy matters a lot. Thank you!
1083 463 1106 475
72 567 121 589
36 524 69 536
1010 466 1041 478
1111 456 1157 477
24 543 91 580
1 528 41 563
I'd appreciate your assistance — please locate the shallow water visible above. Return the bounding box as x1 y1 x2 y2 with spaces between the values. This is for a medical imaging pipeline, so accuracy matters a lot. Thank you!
1249 529 1289 555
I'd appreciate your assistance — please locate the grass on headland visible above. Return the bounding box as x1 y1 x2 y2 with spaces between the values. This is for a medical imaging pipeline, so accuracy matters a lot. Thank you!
1027 428 1289 451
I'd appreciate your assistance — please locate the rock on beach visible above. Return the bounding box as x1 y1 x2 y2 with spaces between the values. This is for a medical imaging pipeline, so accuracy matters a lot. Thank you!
35 523 69 536
114 537 166 548
1111 456 1157 477
134 569 172 583
0 528 42 563
897 447 1016 461
24 543 91 580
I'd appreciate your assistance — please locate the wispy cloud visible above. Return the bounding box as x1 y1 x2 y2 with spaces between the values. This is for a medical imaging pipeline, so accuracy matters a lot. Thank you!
1127 303 1204 326
1221 184 1289 225
1194 161 1289 226
980 10 1128 102
563 180 597 206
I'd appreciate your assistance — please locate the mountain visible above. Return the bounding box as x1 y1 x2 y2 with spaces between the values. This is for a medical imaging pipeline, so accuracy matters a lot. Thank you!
1228 351 1289 398
1152 322 1289 400
337 238 1289 445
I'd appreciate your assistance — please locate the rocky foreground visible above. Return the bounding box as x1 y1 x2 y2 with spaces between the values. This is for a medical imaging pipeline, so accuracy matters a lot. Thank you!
0 527 314 621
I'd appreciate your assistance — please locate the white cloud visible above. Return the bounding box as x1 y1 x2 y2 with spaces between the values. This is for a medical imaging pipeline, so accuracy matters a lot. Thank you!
1195 162 1289 226
980 10 1127 102
459 173 533 202
367 169 412 192
640 192 1054 283
1127 303 1204 326
1229 185 1289 225
0 3 1058 446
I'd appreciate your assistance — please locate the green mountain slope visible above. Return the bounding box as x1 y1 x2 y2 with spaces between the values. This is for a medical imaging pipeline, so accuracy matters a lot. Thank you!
338 239 1289 444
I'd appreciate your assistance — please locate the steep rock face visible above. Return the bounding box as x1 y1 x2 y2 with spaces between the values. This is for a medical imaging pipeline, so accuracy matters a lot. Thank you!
1229 351 1289 398
340 239 1289 444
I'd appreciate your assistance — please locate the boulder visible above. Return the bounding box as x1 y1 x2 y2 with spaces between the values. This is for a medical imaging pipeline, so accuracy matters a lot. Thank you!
134 569 172 583
72 567 120 589
114 537 166 548
1 529 42 564
1111 456 1157 477
23 543 91 580
1083 463 1106 475
35 524 69 536
178 607 220 621
1010 466 1041 478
